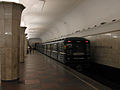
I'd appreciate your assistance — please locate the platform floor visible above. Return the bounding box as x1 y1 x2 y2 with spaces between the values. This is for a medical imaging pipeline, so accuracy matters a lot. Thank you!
1 51 111 90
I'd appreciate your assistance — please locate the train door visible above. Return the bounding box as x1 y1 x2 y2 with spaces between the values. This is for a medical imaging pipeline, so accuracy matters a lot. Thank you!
52 43 57 59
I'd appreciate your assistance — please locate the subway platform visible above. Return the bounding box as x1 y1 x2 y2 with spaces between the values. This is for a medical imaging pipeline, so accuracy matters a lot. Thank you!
1 51 111 90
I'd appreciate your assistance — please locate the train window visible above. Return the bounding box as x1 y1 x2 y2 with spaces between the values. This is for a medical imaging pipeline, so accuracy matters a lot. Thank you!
47 44 50 50
58 43 62 51
76 41 81 43
51 44 54 50
66 44 72 48
58 42 64 52
53 44 57 51
67 44 72 46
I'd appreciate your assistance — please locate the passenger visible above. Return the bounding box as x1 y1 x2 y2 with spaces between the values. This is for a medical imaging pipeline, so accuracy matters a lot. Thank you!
29 46 32 54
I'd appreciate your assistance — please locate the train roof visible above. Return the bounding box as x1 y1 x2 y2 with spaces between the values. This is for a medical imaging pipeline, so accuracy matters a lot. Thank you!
44 37 89 44
65 37 88 40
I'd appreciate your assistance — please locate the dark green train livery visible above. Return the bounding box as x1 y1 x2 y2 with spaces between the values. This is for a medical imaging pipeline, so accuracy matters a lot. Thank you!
36 37 91 68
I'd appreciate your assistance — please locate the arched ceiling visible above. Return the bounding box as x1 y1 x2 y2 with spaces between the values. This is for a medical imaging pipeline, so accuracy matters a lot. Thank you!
19 0 81 39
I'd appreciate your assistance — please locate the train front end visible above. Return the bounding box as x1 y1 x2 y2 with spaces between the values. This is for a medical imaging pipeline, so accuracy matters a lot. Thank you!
64 37 90 67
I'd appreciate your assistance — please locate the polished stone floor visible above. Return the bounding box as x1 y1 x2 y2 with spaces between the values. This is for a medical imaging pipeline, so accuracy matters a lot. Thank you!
0 51 110 90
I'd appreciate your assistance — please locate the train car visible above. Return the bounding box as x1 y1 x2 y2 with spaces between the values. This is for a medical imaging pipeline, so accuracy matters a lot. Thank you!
40 44 44 53
50 42 58 60
36 43 43 53
57 37 90 67
36 43 40 51
42 44 46 54
36 37 90 69
46 43 51 56
57 40 65 63
45 44 47 54
35 43 39 50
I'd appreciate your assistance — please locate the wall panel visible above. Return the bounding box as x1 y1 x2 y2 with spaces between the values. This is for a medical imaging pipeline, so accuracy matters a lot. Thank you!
85 31 120 69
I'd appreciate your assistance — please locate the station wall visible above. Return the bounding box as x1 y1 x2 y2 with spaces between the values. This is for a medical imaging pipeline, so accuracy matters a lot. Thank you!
85 30 120 69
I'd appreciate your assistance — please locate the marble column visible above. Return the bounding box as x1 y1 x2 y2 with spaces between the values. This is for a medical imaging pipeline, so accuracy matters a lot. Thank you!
24 34 28 56
0 2 25 81
19 27 26 63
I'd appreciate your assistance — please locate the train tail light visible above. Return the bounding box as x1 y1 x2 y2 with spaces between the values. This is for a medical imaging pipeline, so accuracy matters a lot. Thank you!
68 41 71 43
85 41 89 43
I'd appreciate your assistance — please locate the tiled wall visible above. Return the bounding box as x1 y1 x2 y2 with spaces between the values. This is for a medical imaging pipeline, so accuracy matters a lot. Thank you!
85 31 120 69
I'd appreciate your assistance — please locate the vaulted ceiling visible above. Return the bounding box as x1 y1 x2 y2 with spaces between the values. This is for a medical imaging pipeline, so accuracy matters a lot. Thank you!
20 0 81 38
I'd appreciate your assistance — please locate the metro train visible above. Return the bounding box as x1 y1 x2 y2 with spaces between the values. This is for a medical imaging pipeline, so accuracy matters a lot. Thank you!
36 37 91 69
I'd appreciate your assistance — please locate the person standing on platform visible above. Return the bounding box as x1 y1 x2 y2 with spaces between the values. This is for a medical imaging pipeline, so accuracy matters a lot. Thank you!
29 46 32 54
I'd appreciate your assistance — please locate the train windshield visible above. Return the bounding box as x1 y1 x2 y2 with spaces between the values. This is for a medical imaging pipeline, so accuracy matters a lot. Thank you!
65 39 90 53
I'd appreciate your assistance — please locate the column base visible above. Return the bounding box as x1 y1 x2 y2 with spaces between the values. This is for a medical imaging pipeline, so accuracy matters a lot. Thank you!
1 78 19 82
